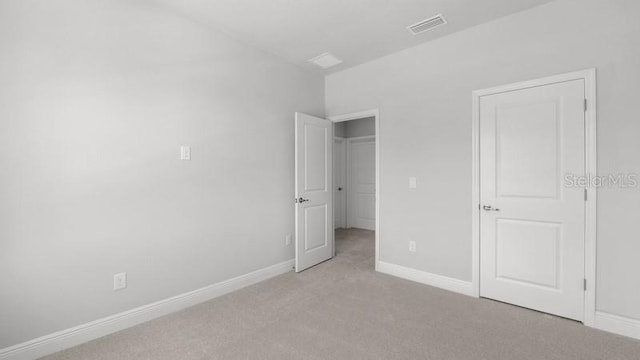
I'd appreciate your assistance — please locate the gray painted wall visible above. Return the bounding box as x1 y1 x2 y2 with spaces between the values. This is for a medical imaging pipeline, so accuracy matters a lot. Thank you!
0 0 323 348
334 117 375 138
334 122 347 138
326 0 640 320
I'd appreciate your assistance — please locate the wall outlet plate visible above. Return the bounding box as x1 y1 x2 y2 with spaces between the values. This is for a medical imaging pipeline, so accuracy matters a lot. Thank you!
180 146 191 160
113 272 127 291
285 234 292 246
409 241 417 253
409 177 417 188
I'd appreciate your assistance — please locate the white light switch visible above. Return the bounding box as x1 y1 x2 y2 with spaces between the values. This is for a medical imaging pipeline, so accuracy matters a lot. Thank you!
180 146 191 160
409 177 417 189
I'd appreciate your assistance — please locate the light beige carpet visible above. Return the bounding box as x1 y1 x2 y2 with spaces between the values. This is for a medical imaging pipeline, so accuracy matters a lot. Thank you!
44 228 640 360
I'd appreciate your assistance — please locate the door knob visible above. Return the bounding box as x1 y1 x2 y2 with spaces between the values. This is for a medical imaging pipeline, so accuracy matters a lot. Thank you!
338 187 343 191
297 197 310 203
482 205 500 212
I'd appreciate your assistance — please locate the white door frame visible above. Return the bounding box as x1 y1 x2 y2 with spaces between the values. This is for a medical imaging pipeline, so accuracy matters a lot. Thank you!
329 109 380 271
471 69 597 325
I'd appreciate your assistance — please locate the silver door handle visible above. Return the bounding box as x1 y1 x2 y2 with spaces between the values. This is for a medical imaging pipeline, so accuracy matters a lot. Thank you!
297 197 310 203
482 205 500 212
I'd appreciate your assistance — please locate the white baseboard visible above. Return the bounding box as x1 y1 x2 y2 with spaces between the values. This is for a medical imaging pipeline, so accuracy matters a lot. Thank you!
376 263 640 341
377 261 474 297
0 259 294 360
5 259 637 360
592 311 640 340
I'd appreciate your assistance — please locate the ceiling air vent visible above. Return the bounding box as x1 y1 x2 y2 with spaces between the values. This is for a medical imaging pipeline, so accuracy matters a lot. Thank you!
407 14 447 35
308 52 343 69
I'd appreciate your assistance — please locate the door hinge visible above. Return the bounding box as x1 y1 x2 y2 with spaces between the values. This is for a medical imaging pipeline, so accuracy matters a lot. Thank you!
584 189 588 201
294 198 298 203
584 99 588 112
584 278 587 291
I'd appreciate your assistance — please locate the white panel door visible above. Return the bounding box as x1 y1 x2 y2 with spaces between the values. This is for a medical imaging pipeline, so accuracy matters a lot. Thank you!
295 112 333 272
480 80 585 321
348 138 375 231
334 138 347 229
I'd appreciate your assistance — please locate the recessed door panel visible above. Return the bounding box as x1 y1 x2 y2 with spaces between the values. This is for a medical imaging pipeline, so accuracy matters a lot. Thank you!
305 124 328 192
304 204 328 252
496 219 561 289
497 100 560 199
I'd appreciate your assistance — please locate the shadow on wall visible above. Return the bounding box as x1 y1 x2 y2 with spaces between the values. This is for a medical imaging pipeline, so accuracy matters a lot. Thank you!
334 117 375 138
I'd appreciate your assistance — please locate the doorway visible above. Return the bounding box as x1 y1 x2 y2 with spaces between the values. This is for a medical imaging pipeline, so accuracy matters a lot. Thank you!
293 110 379 272
331 111 379 267
471 69 597 324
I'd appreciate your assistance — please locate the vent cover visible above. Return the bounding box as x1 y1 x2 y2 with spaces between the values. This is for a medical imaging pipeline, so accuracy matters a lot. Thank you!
407 14 447 35
308 52 343 69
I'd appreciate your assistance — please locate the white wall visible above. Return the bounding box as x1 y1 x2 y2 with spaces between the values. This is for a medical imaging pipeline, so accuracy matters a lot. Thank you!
326 0 640 320
334 121 347 138
0 0 323 348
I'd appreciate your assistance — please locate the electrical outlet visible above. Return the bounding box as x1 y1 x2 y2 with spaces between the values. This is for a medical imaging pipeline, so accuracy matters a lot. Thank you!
285 234 292 246
113 272 127 291
409 241 417 253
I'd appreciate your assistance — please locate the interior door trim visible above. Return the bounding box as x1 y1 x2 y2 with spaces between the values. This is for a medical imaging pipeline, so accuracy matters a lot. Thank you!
471 69 597 325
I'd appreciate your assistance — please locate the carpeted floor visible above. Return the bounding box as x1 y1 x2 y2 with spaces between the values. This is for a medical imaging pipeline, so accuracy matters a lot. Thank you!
44 228 640 360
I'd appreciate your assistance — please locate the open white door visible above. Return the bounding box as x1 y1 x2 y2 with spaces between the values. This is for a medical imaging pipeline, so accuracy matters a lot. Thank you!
295 112 333 272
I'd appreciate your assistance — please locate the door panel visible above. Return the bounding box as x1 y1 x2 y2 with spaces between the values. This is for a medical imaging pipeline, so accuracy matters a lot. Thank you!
480 80 585 321
304 124 328 191
497 100 560 198
295 113 333 272
304 204 328 251
496 219 561 289
348 139 375 230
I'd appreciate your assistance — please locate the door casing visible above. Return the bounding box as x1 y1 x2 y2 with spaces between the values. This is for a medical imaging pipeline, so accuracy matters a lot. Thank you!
471 69 597 325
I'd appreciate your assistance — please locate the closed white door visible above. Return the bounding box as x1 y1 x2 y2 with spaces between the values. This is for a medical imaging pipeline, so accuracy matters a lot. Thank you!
480 80 586 321
348 138 375 231
334 138 347 229
295 112 333 272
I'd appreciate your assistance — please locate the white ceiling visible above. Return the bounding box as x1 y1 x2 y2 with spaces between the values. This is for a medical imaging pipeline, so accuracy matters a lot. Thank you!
153 0 554 74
